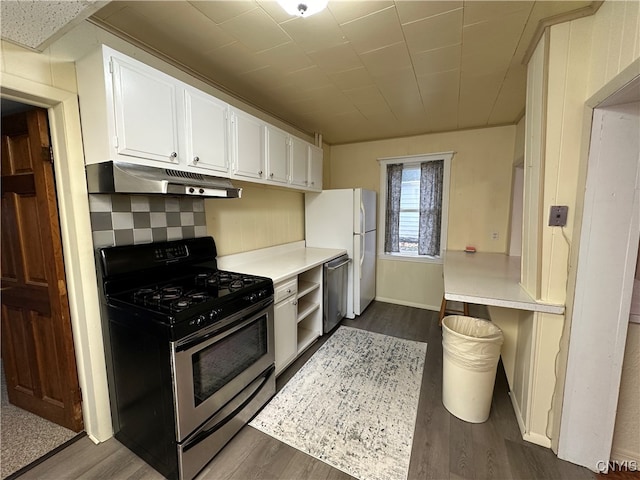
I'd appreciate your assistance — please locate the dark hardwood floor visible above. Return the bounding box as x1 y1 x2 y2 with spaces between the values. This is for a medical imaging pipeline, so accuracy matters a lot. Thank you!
15 301 600 480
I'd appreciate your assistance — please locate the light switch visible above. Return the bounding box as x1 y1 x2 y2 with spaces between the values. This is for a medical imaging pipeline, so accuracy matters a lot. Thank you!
549 205 568 227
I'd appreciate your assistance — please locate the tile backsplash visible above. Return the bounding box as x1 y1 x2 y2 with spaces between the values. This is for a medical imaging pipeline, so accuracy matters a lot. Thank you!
89 194 207 248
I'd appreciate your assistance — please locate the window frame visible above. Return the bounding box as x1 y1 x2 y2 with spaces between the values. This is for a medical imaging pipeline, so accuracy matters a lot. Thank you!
377 152 453 264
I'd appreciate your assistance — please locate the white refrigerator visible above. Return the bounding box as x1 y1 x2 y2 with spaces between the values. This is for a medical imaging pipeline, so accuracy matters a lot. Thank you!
305 188 376 318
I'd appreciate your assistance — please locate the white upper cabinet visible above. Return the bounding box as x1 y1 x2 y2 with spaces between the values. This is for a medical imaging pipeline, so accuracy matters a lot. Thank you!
308 145 323 192
111 56 180 165
289 136 309 188
230 108 266 181
76 45 322 189
265 125 289 185
184 87 229 174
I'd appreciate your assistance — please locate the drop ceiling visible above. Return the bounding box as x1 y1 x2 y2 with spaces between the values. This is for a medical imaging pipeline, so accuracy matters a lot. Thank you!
14 1 602 145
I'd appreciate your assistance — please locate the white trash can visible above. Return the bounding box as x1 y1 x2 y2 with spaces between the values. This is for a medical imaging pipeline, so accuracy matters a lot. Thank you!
441 315 504 423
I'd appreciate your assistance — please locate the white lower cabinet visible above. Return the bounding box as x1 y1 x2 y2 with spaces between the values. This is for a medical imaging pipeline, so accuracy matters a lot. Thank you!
272 266 323 376
274 297 298 375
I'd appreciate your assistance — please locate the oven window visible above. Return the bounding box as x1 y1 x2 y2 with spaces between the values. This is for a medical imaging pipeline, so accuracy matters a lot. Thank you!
192 315 268 406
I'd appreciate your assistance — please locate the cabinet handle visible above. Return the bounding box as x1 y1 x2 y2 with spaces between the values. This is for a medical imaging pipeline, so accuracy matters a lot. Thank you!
270 173 274 178
286 288 291 293
293 300 298 306
193 156 200 163
170 152 178 159
258 170 263 176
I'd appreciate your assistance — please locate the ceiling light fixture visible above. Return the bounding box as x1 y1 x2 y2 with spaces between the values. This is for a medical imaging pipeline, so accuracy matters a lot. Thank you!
277 0 328 17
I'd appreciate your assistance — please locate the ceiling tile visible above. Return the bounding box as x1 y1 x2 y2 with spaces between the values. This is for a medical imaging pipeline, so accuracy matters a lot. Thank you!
396 1 462 25
254 41 313 75
462 1 533 26
188 0 257 24
218 7 291 52
255 0 295 24
205 41 269 75
411 44 461 77
329 1 394 25
307 42 363 74
488 66 527 124
402 8 463 54
343 84 386 106
279 9 347 53
375 68 422 107
417 69 460 97
339 6 404 54
458 71 504 127
326 67 375 91
360 42 412 77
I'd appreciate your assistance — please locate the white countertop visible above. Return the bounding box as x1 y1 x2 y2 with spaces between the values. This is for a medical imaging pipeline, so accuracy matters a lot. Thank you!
444 251 564 314
217 241 347 284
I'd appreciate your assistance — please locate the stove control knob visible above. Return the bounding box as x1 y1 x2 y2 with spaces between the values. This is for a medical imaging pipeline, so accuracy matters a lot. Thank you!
246 293 258 303
209 309 221 321
195 315 206 326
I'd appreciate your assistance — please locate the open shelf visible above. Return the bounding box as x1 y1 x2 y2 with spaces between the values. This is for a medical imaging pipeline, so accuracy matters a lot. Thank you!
297 326 318 353
298 280 319 298
297 298 319 323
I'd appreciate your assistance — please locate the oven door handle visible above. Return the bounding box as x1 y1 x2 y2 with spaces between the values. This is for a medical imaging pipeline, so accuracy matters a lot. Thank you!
182 364 275 453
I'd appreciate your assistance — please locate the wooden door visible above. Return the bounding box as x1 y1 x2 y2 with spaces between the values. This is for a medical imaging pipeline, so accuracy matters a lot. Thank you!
1 109 83 432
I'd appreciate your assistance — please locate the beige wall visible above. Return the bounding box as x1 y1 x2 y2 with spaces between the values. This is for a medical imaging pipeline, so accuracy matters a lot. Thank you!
205 182 304 256
520 0 640 454
329 126 516 310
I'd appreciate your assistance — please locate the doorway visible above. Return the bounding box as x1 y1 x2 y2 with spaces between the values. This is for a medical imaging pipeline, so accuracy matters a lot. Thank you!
558 76 640 470
1 100 84 476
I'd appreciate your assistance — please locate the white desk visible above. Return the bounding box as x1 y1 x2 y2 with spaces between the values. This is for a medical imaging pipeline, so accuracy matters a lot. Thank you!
444 251 564 315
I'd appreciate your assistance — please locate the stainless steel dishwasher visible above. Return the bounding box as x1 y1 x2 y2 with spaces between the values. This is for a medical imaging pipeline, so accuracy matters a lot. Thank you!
323 254 350 333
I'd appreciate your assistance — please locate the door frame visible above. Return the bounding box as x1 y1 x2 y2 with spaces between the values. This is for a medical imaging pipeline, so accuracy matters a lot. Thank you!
557 67 640 470
1 73 112 442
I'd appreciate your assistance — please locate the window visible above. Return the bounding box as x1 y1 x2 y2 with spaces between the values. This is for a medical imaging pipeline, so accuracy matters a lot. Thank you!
378 152 452 263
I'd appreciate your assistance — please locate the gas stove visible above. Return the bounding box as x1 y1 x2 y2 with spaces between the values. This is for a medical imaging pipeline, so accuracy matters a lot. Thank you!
100 237 274 339
97 237 276 480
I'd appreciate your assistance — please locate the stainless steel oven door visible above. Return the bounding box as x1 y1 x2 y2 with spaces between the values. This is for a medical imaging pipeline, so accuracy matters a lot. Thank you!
171 299 274 441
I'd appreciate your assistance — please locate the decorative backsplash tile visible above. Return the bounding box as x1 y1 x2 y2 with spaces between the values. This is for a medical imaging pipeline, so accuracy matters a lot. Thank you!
89 194 207 249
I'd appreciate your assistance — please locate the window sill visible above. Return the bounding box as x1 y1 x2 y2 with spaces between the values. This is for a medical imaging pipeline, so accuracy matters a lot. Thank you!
378 253 443 265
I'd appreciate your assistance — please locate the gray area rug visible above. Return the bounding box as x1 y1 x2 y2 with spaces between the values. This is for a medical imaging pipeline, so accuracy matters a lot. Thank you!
1 364 77 478
250 326 427 480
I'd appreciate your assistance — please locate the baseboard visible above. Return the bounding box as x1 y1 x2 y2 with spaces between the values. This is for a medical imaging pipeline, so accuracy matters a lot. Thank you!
610 446 640 463
524 431 552 448
509 391 527 438
509 391 552 448
374 296 440 312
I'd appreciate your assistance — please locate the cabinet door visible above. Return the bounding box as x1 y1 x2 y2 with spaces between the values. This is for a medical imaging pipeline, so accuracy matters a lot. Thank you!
265 126 289 184
289 136 309 188
308 145 323 191
231 109 266 180
274 298 297 374
111 56 180 165
184 88 229 174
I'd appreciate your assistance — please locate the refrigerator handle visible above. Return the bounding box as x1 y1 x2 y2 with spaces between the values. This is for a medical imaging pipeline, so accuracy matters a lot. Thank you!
360 201 365 234
359 233 364 279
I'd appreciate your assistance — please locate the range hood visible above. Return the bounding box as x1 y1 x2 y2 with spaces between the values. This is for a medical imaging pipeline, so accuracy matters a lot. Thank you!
86 161 241 198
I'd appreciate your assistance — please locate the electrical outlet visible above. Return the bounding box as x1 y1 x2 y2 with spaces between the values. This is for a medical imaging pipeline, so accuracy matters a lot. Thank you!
491 232 499 240
549 205 568 226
